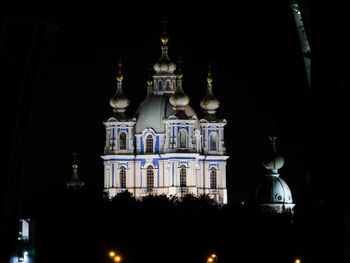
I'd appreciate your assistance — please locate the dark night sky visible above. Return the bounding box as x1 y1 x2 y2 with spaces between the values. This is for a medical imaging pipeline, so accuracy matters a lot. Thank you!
3 1 313 204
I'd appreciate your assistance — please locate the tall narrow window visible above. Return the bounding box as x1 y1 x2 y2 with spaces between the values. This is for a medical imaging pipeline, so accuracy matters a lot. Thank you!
158 80 163 90
193 133 200 152
210 167 217 189
146 135 153 153
180 165 186 187
179 129 187 149
165 80 170 90
147 166 154 192
209 132 217 151
120 166 126 188
119 132 127 150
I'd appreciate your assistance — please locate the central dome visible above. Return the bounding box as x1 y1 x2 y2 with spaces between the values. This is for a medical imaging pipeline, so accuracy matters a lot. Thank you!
134 94 199 133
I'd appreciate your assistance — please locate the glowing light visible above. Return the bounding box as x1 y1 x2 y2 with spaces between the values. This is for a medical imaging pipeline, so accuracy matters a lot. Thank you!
211 254 216 258
208 257 213 262
109 251 115 257
114 255 121 262
295 259 301 263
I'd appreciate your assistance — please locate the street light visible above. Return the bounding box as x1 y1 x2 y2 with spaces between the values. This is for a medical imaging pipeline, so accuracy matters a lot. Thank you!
207 257 213 263
211 254 218 263
109 251 121 262
295 259 301 263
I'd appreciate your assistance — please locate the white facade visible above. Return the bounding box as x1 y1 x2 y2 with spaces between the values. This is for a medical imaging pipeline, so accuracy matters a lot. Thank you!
101 30 229 204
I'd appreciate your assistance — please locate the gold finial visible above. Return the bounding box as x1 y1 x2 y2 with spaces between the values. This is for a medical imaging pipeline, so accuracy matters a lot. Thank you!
269 136 278 153
160 17 169 45
72 149 78 169
116 59 123 81
207 61 213 84
269 135 277 142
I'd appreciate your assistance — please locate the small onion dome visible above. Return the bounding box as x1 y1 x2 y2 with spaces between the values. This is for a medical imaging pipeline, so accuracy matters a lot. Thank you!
262 136 284 175
110 61 130 113
67 151 85 189
200 64 220 114
153 20 176 74
256 176 293 204
169 61 189 111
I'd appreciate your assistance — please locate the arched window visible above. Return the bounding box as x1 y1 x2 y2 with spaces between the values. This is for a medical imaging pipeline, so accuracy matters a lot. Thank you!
120 166 126 188
165 80 170 90
147 166 154 192
179 129 187 149
158 80 163 90
180 165 186 187
210 167 217 189
146 135 153 153
119 132 127 150
209 132 217 151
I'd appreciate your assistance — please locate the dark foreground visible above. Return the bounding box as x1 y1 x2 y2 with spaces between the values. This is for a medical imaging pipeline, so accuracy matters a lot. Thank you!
19 187 299 263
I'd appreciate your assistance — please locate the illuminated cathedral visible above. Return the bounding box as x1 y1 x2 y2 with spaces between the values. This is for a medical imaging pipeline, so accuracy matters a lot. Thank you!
101 24 229 204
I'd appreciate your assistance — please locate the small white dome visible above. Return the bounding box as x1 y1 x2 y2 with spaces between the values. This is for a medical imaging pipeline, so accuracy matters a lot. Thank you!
262 136 285 174
200 95 220 114
110 95 130 113
169 93 189 109
153 46 176 74
262 155 285 174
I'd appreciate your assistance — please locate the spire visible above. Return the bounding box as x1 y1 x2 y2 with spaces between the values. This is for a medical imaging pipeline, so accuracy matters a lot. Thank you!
160 16 169 46
72 149 78 169
200 62 220 117
169 59 189 115
154 17 176 74
110 60 130 116
67 150 85 189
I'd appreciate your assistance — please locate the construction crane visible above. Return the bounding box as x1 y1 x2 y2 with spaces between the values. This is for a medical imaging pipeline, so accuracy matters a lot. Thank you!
289 0 311 88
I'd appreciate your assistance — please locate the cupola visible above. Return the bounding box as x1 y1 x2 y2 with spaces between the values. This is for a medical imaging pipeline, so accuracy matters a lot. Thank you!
109 60 130 116
169 60 190 114
255 136 295 213
153 18 176 74
200 63 220 116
